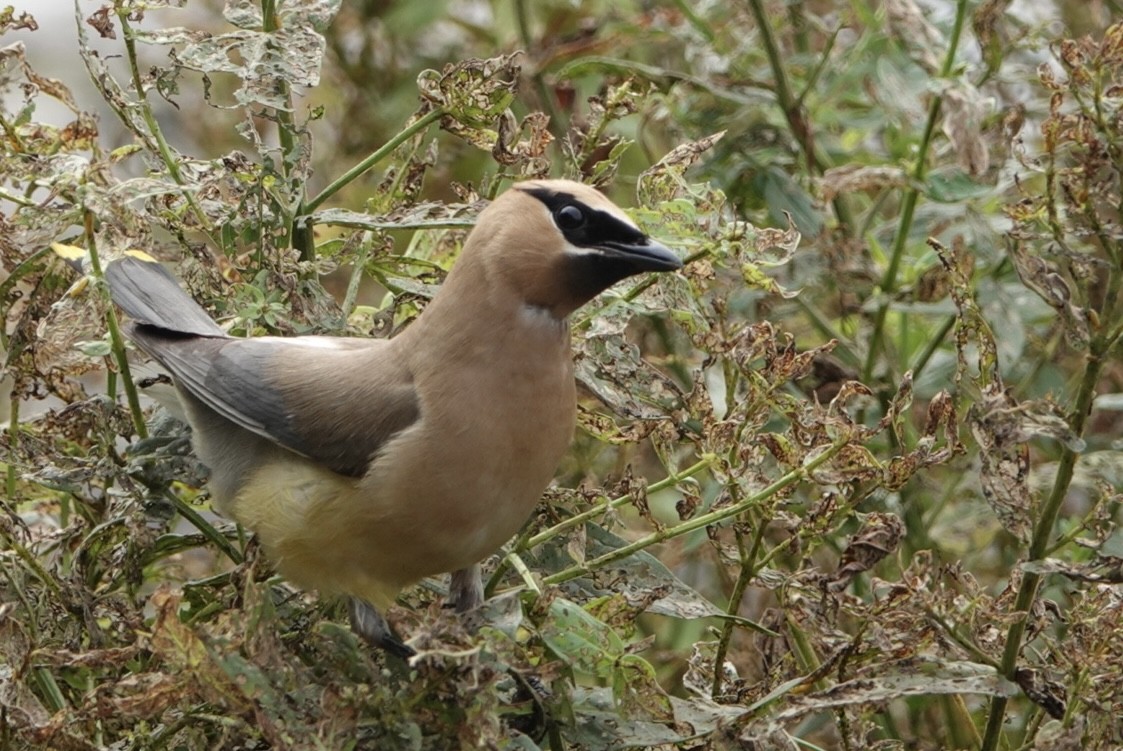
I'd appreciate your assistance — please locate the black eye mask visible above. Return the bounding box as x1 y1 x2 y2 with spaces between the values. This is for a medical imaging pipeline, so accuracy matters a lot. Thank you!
523 188 649 250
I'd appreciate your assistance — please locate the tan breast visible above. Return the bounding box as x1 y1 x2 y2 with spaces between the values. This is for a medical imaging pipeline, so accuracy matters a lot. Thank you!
233 297 577 609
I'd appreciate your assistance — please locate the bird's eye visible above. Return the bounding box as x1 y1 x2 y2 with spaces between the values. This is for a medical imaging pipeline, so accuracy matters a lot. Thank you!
555 205 586 230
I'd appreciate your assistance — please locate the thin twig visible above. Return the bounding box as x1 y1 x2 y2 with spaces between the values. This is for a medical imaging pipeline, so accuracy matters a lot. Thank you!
980 344 1107 751
745 0 855 231
863 0 969 382
304 108 445 214
81 216 148 440
116 13 215 246
542 440 847 584
522 454 717 551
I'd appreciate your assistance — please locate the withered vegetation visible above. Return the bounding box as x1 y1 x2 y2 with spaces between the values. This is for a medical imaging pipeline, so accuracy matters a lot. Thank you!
1 1 1122 749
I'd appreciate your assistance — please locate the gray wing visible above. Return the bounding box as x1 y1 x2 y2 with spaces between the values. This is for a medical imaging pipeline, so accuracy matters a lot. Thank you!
127 326 419 478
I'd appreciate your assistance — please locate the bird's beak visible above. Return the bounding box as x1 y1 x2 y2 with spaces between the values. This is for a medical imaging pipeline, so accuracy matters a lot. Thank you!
595 237 683 272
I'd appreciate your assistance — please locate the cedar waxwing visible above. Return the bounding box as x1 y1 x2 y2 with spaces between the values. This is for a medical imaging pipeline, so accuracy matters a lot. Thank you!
76 179 681 655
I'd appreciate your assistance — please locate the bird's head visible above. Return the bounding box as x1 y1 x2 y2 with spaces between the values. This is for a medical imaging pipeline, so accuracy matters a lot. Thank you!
460 179 682 319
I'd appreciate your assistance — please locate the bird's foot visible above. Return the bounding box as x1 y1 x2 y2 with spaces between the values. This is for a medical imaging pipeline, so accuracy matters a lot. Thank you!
348 597 415 659
447 563 484 613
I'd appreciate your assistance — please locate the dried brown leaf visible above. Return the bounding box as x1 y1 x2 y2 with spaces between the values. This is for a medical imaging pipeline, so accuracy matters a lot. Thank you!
1014 667 1067 719
931 236 1000 388
972 0 1012 62
637 132 725 204
1007 240 1090 348
0 7 38 33
818 165 909 204
755 657 1016 734
418 53 521 146
941 82 992 176
969 385 1039 541
85 7 116 39
1021 557 1123 584
827 513 906 591
885 0 944 73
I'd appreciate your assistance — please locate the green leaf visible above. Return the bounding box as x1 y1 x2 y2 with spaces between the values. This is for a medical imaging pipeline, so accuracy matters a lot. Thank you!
77 338 112 357
539 597 625 678
924 169 994 202
761 166 822 236
613 654 675 723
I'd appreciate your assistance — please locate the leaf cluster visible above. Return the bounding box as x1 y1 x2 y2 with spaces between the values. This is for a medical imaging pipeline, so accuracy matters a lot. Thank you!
1 1 1122 750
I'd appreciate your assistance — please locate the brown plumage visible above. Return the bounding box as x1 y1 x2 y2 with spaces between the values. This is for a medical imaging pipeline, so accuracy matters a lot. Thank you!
98 179 681 654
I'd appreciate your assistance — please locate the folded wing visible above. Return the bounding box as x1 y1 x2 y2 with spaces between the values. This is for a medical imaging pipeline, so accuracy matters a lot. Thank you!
108 256 419 478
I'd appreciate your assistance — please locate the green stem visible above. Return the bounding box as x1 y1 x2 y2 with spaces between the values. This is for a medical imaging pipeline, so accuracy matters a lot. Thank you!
116 13 215 244
259 0 313 261
1097 236 1122 332
1 526 64 599
0 110 27 152
979 346 1106 751
514 0 564 138
0 186 34 208
6 393 18 499
908 314 955 382
862 0 969 383
784 611 822 675
671 0 717 44
33 667 67 712
162 490 244 565
926 608 1000 668
793 22 840 111
304 108 445 214
523 455 716 551
1045 488 1112 556
506 552 541 596
340 235 374 318
745 0 855 231
711 520 766 699
542 440 846 584
83 215 148 439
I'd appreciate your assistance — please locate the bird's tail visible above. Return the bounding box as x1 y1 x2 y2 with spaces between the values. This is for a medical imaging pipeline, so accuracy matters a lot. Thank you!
53 245 225 337
104 253 226 336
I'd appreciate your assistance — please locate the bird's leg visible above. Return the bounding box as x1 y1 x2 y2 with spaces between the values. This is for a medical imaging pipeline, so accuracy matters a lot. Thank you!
447 563 484 613
348 597 414 658
447 564 553 716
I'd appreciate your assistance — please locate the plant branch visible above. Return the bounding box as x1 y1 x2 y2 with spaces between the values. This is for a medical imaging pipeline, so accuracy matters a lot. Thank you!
162 491 244 565
980 346 1107 751
259 0 314 261
908 314 955 382
862 0 969 383
80 218 148 440
745 0 855 232
542 440 846 584
5 394 18 499
116 13 215 245
523 454 716 551
304 108 445 214
711 519 767 699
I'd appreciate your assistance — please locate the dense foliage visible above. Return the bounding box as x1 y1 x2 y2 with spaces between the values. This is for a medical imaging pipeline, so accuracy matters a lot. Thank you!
1 0 1121 749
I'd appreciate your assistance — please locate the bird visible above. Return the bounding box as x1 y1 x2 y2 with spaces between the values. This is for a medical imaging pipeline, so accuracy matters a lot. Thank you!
60 179 681 655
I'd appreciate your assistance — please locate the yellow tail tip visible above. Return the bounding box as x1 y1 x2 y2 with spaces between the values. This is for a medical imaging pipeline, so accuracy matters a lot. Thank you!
51 244 160 268
123 249 159 263
50 242 87 262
